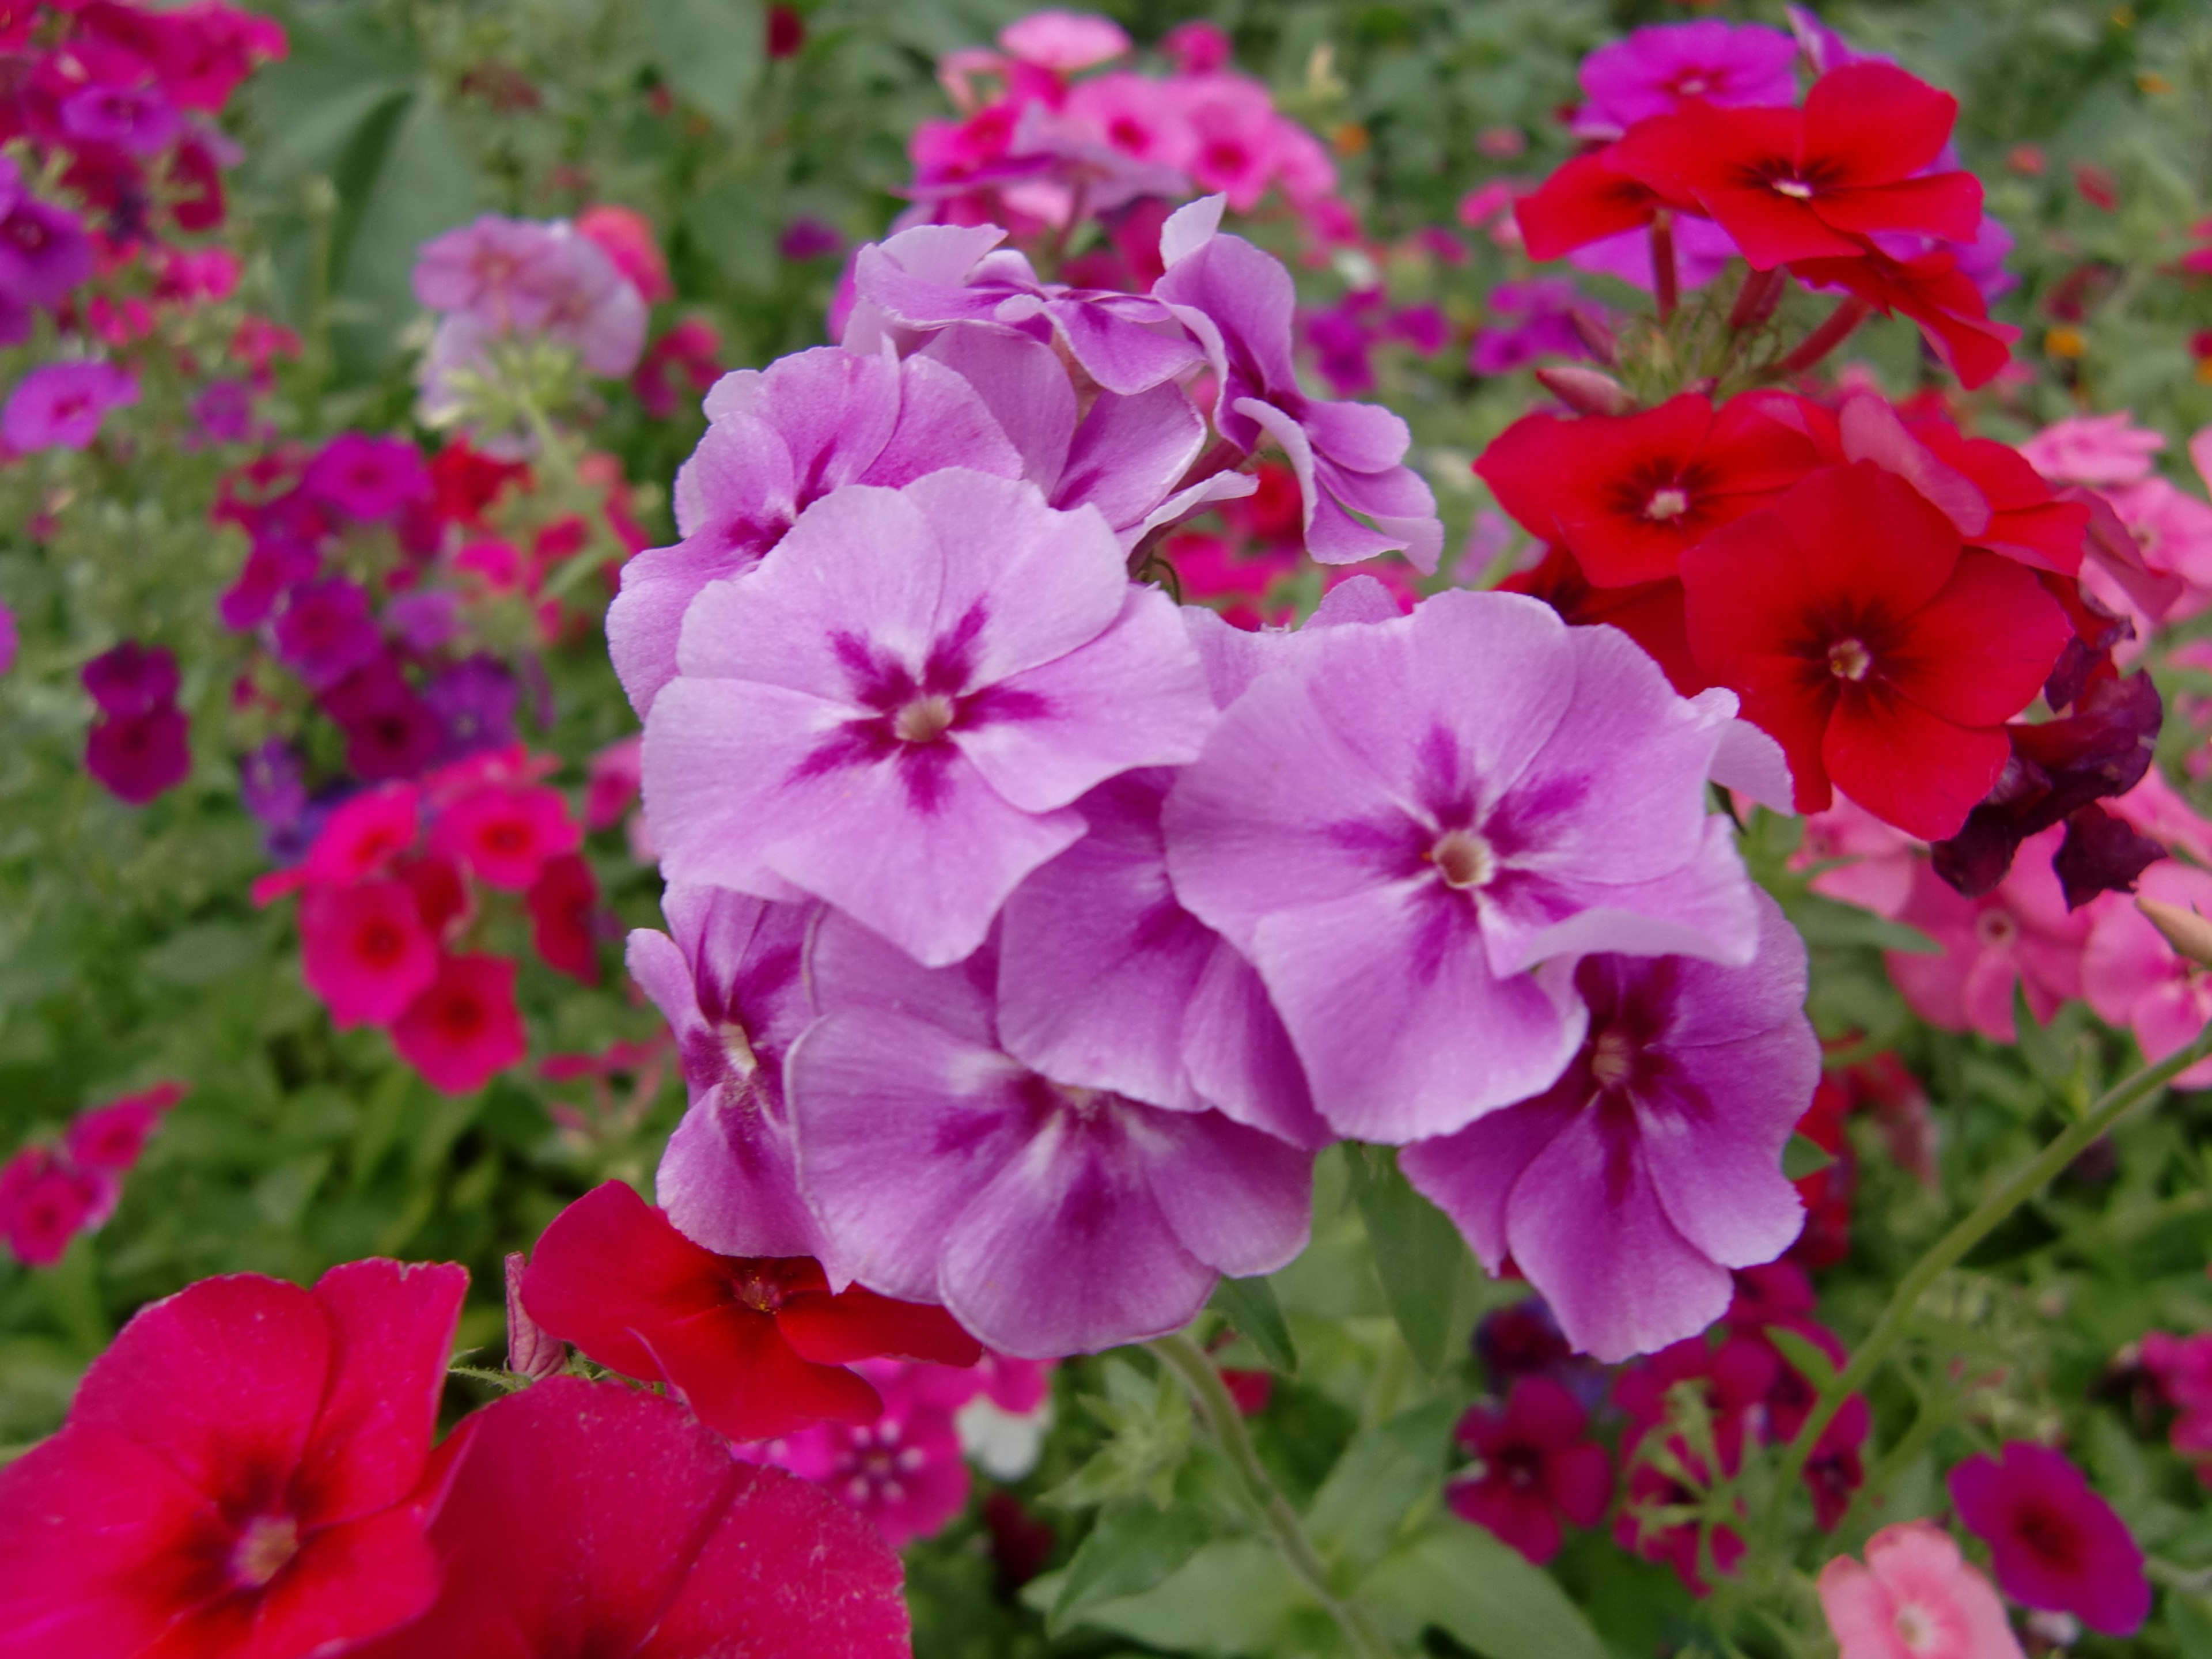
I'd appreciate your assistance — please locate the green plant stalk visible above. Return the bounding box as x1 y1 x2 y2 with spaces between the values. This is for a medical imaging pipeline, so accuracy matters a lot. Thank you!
1149 1333 1396 1659
1763 1026 2212 1533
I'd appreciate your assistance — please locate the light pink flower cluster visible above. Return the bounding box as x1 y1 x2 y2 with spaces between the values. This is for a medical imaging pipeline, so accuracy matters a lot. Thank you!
610 198 1821 1365
253 749 599 1094
2021 414 2212 634
0 1082 184 1266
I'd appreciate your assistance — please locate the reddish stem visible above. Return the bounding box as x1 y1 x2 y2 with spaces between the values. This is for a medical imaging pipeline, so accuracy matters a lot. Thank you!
1779 295 1874 376
1649 213 1679 324
1727 266 1786 334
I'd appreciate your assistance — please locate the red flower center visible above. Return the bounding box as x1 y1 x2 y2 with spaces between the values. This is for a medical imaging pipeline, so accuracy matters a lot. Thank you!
1825 637 1873 681
435 991 487 1040
357 920 407 967
228 1513 300 1590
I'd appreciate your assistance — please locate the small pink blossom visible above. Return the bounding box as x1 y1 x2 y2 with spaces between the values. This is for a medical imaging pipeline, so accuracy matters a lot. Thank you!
2018 412 2164 488
756 1359 974 1548
1793 794 1923 919
390 953 527 1094
0 1147 101 1266
998 10 1129 73
2084 860 2212 1086
431 781 581 891
1817 1521 2026 1659
64 1082 185 1175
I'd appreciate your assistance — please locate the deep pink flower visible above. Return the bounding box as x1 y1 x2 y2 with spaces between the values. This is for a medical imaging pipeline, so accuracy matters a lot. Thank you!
306 783 422 884
4 361 140 451
0 597 14 676
272 577 381 691
526 851 600 983
323 658 445 781
1162 19 1232 74
64 1082 186 1174
390 953 527 1093
0 1147 102 1266
584 733 642 830
82 641 181 718
762 1359 975 1547
87 705 192 804
1948 1442 2150 1637
302 434 429 521
0 160 94 307
350 1376 910 1658
0 1259 466 1659
642 468 1212 967
300 879 440 1028
1577 21 1800 135
1819 1521 2027 1659
60 80 182 156
430 780 579 891
1445 1377 1611 1565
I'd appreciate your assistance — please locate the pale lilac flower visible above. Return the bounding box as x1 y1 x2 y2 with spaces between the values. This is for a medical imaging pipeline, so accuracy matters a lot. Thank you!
2084 861 2212 1088
785 914 1312 1357
413 214 570 331
643 469 1213 967
998 10 1129 72
414 216 648 388
3 361 139 452
1403 893 1815 1361
2018 413 2165 488
0 160 94 309
1154 199 1444 570
273 577 382 691
1162 588 1760 1142
630 885 829 1264
1577 22 1800 135
605 343 1026 716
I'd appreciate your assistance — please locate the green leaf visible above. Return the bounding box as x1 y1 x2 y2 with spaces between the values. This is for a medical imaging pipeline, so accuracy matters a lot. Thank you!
1304 1399 1457 1575
645 0 765 129
1049 1500 1218 1634
1023 1538 1308 1653
1782 1132 1835 1180
1787 893 1941 955
1351 1147 1468 1376
1043 1359 1193 1511
1362 1524 1609 1659
331 88 487 373
1763 1324 1839 1393
1209 1275 1298 1376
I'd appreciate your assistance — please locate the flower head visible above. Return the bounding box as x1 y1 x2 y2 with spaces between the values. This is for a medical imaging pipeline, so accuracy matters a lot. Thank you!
64 1082 186 1175
0 164 94 308
273 577 381 691
301 878 440 1028
1818 1521 2027 1659
430 780 579 891
1885 827 2091 1043
1578 22 1801 132
1948 1442 2150 1637
0 1147 101 1265
2018 412 2164 488
4 361 139 452
389 952 526 1093
87 704 191 805
757 1359 975 1547
82 642 181 719
1446 1377 1611 1564
302 434 429 521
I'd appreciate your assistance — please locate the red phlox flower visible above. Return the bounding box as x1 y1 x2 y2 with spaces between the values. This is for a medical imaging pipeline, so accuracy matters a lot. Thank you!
0 1258 466 1659
1500 543 1703 694
1608 63 1982 268
348 1376 910 1659
1681 462 2071 838
526 850 600 982
520 1180 982 1443
300 878 440 1028
426 438 529 530
430 780 581 891
307 783 423 885
0 1146 103 1266
1446 1376 1612 1565
1476 392 1819 587
1948 1441 2150 1637
1790 245 2018 389
1513 148 1671 262
393 850 472 939
389 953 527 1094
1220 1368 1274 1414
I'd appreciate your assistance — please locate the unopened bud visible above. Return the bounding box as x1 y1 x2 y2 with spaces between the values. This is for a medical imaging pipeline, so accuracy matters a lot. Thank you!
2138 895 2212 968
1567 308 1618 366
1533 366 1635 418
504 1251 566 1380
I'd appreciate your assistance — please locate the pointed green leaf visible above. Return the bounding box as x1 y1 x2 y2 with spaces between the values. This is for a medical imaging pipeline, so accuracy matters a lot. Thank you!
1362 1524 1609 1659
1351 1148 1468 1376
1048 1500 1217 1633
1304 1399 1457 1574
1782 1132 1835 1180
1208 1274 1298 1376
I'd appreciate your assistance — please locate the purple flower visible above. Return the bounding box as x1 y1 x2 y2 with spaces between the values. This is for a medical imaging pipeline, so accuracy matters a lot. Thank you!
1153 199 1444 571
628 887 829 1264
273 577 382 691
240 738 307 828
1400 895 1816 1362
413 216 649 391
1949 1443 2150 1637
321 657 444 781
0 289 29 349
3 362 139 452
87 707 191 805
0 599 14 677
190 378 254 445
302 433 429 521
778 217 843 261
423 654 518 755
1469 279 1609 375
785 914 1312 1358
643 469 1214 967
382 589 461 654
1577 22 1800 136
59 81 181 156
1567 216 1740 297
0 161 94 309
81 642 180 719
413 214 570 330
1161 589 1760 1143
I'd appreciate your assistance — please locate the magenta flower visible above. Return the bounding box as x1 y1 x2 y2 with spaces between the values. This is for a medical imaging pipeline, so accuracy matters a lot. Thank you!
642 468 1213 967
1819 1522 2027 1659
389 953 527 1094
82 642 180 718
3 361 139 452
1949 1442 2150 1637
302 433 429 521
2085 861 2212 1086
0 597 14 677
0 1147 101 1266
786 914 1313 1358
59 80 182 155
1402 895 1815 1361
607 342 1025 715
628 885 829 1263
1446 1377 1612 1565
64 1082 185 1179
1164 588 1761 1143
0 160 94 308
322 658 445 781
759 1359 975 1547
273 577 381 691
87 705 191 805
301 880 440 1028
1577 22 1800 134
1154 200 1444 570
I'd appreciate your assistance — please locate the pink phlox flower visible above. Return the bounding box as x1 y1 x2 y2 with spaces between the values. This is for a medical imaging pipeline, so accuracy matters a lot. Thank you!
389 952 527 1094
1819 1521 2027 1659
575 203 672 303
0 158 94 308
412 214 570 331
86 703 191 804
998 11 1129 74
0 597 14 676
302 433 429 521
3 361 139 451
301 878 441 1028
632 317 723 418
1793 793 1923 919
1569 213 1741 296
630 884 829 1265
303 783 423 887
641 468 1214 967
1469 276 1614 373
1446 1376 1612 1565
758 1358 974 1548
1885 825 2094 1043
2143 1330 2212 1414
585 733 643 830
1948 1441 2150 1637
2018 412 2165 488
1167 587 1764 1147
64 1082 186 1176
82 641 180 718
321 657 446 781
784 912 1313 1358
1154 198 1443 569
1575 21 1801 137
1404 893 1814 1362
1162 20 1232 74
2103 475 2212 620
428 779 580 891
2084 859 2212 1086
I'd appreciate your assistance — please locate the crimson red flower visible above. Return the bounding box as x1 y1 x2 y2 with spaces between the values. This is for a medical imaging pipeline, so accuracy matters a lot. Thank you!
1949 1442 2150 1636
526 850 600 983
1786 1077 1855 1269
300 878 440 1028
1476 393 1819 587
0 1259 465 1659
1499 546 1703 695
1513 150 1668 262
430 781 581 891
1446 1377 1611 1565
1682 462 2071 838
1791 247 2018 389
521 1180 982 1442
1609 63 1982 268
391 953 527 1093
351 1377 909 1659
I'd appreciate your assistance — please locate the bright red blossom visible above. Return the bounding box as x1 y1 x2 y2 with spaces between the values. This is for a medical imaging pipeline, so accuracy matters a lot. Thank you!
1682 463 2071 838
521 1181 982 1442
1446 1377 1611 1565
0 1259 465 1659
1513 150 1666 262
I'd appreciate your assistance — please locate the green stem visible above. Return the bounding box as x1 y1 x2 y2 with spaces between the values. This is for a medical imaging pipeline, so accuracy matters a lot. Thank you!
1764 1028 2212 1533
1150 1333 1396 1659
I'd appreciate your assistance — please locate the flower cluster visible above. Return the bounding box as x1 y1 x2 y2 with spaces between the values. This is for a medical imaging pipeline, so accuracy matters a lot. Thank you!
81 638 190 804
253 749 597 1093
0 1081 183 1265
